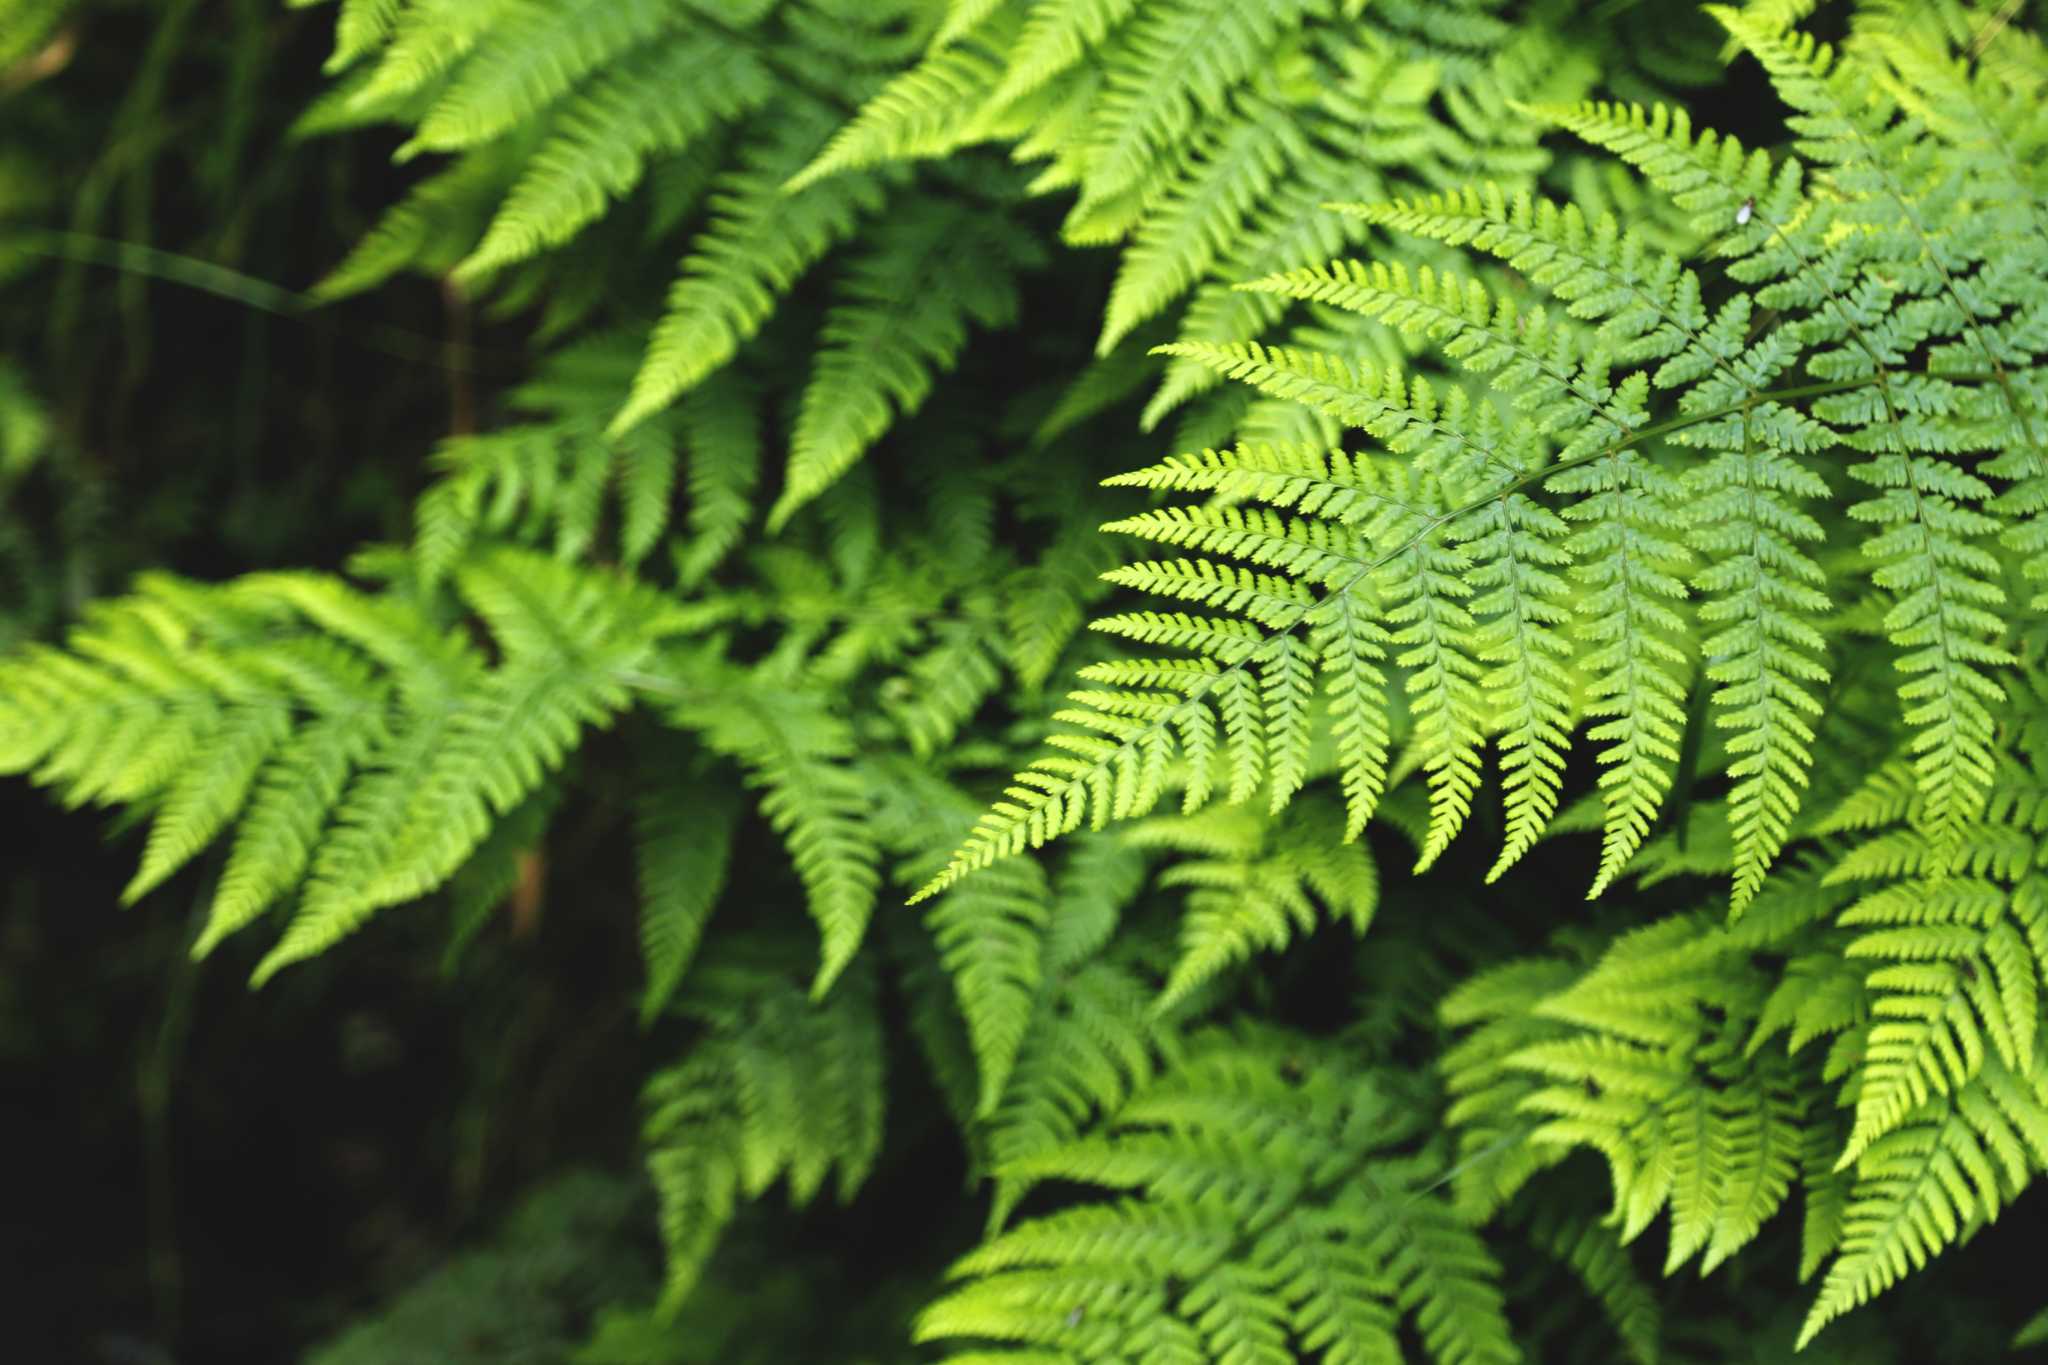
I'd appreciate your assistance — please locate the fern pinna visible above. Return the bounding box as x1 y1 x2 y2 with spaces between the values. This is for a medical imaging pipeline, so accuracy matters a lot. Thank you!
5 0 2048 1360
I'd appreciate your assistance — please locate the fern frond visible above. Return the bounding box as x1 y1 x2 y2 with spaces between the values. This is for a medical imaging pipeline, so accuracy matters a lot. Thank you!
773 198 1042 528
1075 0 1324 210
401 0 676 156
1521 1208 1661 1365
991 0 1140 108
413 336 686 584
0 549 699 981
982 956 1168 1228
926 854 1054 1116
787 35 1013 191
1098 105 1304 354
347 0 519 112
665 678 883 999
920 1029 1518 1365
1130 795 1376 1011
610 108 893 437
642 953 885 1313
321 0 404 75
455 34 772 279
632 765 739 1028
253 553 689 982
312 143 525 300
1797 1059 2048 1347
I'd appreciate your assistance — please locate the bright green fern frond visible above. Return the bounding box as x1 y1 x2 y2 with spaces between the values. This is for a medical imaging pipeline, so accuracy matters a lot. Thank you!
610 107 894 437
991 0 1140 108
919 1028 1517 1365
632 761 740 1028
346 0 521 113
642 951 885 1315
1461 491 1574 879
663 676 883 999
1098 104 1306 355
455 33 773 279
1816 761 2048 1166
0 549 704 980
773 195 1044 529
1129 794 1376 1011
982 955 1170 1229
401 0 677 157
1798 1057 2048 1348
924 851 1055 1117
1073 0 1327 211
787 31 1015 191
317 0 405 76
251 552 693 983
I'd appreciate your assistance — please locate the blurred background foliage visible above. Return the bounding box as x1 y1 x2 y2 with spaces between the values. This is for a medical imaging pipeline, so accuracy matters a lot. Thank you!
0 3 631 1358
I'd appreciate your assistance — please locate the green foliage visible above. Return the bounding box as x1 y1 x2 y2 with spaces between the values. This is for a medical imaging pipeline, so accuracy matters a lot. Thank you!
304 1172 657 1365
640 948 886 1312
917 1027 1519 1365
9 0 2048 1359
925 3 2048 922
0 546 698 981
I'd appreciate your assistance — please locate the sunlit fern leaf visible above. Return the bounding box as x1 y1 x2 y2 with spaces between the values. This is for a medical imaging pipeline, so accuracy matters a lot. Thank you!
120 700 291 907
674 376 764 587
401 0 676 156
1075 0 1328 211
1797 1059 2048 1349
313 0 404 76
633 764 739 1028
771 196 1044 529
992 0 1141 109
642 952 885 1315
1440 958 1585 1220
454 32 774 279
312 140 530 300
662 674 883 999
920 1028 1517 1365
610 106 894 437
0 549 702 979
251 553 695 983
1811 767 2048 1167
347 0 521 112
787 32 1016 192
1129 795 1376 1012
935 0 1010 48
924 853 1054 1116
984 955 1169 1230
195 683 389 958
1097 104 1304 355
1461 491 1574 879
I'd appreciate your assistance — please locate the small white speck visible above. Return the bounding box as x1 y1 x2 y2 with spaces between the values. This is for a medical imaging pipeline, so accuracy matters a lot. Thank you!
1736 197 1755 226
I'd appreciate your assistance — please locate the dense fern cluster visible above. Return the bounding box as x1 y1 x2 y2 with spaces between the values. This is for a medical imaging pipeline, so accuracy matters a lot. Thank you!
8 0 2048 1358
